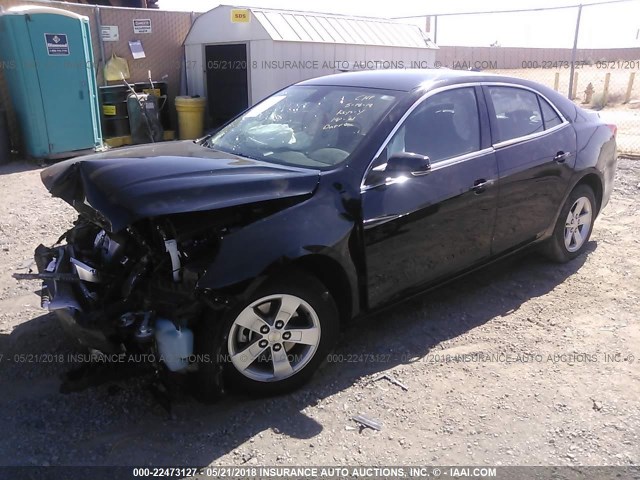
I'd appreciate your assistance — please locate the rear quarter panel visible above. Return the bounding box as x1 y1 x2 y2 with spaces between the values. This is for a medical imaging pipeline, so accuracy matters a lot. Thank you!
572 110 617 211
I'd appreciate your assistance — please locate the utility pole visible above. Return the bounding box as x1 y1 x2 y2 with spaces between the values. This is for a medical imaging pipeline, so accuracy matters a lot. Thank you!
568 4 583 99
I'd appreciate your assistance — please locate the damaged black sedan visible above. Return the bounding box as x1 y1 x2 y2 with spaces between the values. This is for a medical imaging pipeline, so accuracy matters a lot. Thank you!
19 70 617 400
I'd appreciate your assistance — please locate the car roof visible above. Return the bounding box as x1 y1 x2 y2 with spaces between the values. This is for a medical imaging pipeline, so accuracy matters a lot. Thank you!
297 69 518 92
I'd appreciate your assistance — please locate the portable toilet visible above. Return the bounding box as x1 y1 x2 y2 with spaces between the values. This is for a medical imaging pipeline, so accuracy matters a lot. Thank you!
0 6 103 159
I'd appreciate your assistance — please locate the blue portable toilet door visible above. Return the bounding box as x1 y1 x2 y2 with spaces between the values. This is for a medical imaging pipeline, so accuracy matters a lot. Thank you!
25 13 98 154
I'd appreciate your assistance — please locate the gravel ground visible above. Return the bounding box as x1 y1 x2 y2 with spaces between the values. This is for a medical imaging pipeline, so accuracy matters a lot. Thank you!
0 158 639 468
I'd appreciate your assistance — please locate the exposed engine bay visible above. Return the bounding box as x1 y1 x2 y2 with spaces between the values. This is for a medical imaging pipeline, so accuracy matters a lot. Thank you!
28 214 216 372
16 200 292 378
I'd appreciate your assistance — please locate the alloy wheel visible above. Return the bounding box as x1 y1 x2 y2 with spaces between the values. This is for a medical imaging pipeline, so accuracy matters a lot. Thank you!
564 196 593 253
227 294 321 382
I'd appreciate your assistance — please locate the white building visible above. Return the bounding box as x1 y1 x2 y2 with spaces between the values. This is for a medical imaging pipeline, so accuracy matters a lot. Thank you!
184 5 437 125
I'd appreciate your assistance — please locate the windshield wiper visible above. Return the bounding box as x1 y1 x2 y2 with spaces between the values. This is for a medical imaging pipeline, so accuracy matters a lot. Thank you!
202 141 263 162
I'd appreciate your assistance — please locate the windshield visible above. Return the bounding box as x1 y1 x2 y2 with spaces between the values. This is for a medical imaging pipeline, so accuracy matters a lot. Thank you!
205 85 400 169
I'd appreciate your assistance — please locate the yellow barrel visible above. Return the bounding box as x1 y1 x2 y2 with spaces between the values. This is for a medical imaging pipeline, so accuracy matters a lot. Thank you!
175 96 207 140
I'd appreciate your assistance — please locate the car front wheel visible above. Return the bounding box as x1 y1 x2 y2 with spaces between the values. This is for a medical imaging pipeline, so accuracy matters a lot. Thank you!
543 184 596 263
196 271 339 399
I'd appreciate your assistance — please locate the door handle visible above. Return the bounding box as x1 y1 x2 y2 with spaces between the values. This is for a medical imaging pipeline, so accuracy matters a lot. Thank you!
553 151 571 163
471 178 494 194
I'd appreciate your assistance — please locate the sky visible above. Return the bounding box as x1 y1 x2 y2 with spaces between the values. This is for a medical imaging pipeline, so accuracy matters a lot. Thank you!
158 0 640 49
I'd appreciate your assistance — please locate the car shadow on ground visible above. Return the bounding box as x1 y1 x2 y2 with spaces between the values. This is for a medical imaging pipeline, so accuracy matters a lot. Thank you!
0 243 595 466
0 160 42 176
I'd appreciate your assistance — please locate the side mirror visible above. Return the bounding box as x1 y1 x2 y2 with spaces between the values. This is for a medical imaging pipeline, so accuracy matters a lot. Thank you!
385 152 431 176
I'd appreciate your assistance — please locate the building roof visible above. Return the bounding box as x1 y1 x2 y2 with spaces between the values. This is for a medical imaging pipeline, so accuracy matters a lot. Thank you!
251 7 436 48
189 5 437 49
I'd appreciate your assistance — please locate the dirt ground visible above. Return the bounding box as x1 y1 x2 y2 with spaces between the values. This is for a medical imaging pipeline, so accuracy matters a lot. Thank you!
0 158 639 469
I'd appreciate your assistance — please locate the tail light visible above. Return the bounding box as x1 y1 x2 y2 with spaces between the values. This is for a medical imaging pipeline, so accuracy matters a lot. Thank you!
607 124 617 137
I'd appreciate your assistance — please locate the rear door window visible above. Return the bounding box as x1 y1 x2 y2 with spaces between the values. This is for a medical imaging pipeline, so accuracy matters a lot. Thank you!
539 97 563 129
487 86 543 143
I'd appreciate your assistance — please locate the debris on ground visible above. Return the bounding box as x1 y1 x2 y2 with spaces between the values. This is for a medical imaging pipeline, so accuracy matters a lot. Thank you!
374 373 409 391
352 414 382 431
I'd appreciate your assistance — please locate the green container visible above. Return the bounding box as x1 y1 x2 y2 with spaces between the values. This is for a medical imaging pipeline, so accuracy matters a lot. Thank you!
135 81 170 130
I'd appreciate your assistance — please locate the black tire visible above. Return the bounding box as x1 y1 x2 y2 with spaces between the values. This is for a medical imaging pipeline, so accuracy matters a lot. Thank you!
542 185 597 263
195 270 339 400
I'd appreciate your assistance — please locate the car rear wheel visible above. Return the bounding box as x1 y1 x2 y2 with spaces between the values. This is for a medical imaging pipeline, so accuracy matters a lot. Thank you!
196 271 339 399
543 185 596 263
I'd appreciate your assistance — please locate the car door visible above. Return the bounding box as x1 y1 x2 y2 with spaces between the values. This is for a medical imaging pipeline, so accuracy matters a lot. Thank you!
361 86 499 308
483 85 577 254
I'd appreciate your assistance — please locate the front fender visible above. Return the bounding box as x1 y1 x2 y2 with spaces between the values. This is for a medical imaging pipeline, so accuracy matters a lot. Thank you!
196 188 359 307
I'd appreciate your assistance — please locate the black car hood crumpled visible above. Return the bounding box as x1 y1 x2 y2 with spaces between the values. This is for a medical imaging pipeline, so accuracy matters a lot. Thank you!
42 141 320 232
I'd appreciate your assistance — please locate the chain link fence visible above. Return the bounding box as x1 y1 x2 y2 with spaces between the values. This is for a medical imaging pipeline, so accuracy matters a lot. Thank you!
400 1 640 157
488 64 640 157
